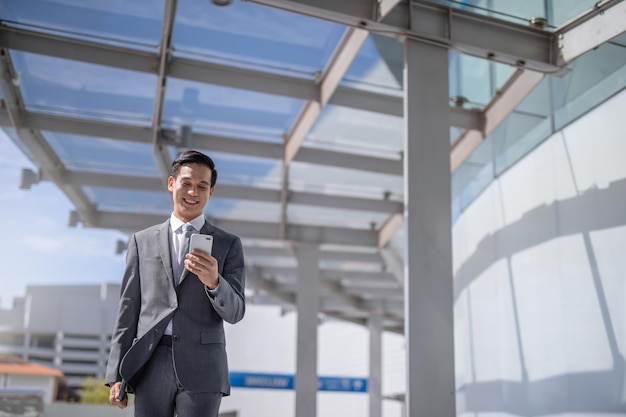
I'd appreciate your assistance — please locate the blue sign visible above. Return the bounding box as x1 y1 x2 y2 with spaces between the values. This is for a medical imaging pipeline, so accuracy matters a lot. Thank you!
230 372 293 390
230 372 368 393
319 376 367 392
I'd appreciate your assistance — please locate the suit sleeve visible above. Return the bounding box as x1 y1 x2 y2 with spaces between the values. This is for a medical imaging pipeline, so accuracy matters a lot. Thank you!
105 233 141 385
205 235 245 324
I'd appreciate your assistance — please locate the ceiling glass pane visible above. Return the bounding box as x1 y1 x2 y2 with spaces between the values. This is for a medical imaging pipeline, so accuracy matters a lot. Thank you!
43 132 158 176
181 150 283 189
305 105 403 156
11 51 156 125
343 35 402 91
432 0 598 29
550 1 597 28
449 52 517 108
84 188 274 221
288 204 390 229
430 0 551 28
172 0 346 77
162 78 304 139
84 188 170 214
211 199 280 222
3 0 163 48
289 161 402 201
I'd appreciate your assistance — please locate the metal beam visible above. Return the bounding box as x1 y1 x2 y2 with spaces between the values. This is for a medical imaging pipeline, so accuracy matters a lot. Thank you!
244 246 384 264
555 0 626 65
245 0 559 73
0 108 405 175
151 0 178 182
255 265 397 283
280 0 402 239
0 50 97 226
0 25 480 129
85 210 379 246
49 169 402 213
450 68 544 172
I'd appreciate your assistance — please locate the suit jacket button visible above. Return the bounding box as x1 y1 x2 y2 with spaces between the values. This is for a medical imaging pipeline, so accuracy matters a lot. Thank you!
173 335 179 341
219 301 225 307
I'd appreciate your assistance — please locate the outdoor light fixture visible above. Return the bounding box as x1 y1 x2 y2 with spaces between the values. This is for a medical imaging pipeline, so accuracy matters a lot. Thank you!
177 124 193 149
116 239 129 255
211 0 233 6
19 168 40 189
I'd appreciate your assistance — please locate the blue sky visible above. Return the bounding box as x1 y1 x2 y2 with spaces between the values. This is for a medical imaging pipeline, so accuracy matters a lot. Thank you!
0 132 127 309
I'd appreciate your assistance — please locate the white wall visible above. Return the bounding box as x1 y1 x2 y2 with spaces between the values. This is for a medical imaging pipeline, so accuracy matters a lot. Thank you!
6 374 56 403
222 305 406 417
453 88 626 416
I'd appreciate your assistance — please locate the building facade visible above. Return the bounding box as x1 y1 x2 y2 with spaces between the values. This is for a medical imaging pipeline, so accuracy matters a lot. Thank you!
0 284 119 389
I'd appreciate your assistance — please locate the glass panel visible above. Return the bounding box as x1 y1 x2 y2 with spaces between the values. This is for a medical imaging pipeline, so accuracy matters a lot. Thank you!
289 161 403 201
552 41 626 131
451 136 494 222
84 188 278 222
452 33 626 217
288 204 390 229
84 188 170 214
490 76 552 176
186 151 283 189
450 52 518 108
451 53 492 106
3 0 163 48
11 51 156 125
44 132 159 176
432 0 546 26
173 0 346 77
550 1 596 28
432 0 598 29
343 34 402 91
304 105 403 157
162 78 305 139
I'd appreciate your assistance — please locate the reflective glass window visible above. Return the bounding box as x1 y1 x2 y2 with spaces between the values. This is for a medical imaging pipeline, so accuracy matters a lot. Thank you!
344 34 402 91
44 132 158 176
289 161 403 201
305 105 403 156
11 51 156 125
162 78 305 138
173 0 346 77
3 0 163 47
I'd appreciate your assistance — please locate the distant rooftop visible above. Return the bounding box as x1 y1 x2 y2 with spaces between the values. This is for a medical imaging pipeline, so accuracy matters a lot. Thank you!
0 354 64 378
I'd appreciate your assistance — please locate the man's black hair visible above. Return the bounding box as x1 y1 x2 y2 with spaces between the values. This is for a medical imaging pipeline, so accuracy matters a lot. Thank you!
170 150 218 187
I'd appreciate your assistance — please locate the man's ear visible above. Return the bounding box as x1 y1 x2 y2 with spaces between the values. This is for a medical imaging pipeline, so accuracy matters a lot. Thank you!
167 176 174 192
208 186 215 199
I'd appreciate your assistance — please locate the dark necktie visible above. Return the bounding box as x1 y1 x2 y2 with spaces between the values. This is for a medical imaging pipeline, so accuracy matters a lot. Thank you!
177 224 194 286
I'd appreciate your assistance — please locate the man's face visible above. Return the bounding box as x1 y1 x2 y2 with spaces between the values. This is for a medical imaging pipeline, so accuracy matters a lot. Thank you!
168 163 214 223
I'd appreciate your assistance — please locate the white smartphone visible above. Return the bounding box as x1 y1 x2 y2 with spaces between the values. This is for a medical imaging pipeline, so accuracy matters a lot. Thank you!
189 234 213 256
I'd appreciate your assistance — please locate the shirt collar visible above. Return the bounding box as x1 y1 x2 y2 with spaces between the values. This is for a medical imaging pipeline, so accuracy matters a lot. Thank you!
170 213 205 233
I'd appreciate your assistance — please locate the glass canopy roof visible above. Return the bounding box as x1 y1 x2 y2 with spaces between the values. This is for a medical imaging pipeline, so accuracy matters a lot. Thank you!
1 0 624 330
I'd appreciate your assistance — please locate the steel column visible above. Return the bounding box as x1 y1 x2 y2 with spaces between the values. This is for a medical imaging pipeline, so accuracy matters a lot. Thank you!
403 39 455 416
294 244 321 417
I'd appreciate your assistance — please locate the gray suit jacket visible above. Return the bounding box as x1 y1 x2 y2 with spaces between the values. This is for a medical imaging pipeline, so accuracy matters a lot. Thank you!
105 219 245 395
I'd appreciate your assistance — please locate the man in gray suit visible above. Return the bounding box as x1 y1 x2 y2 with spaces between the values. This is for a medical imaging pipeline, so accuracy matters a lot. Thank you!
105 150 245 417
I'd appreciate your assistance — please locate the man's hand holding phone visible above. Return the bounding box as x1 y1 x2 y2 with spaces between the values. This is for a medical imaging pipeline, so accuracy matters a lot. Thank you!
185 234 219 289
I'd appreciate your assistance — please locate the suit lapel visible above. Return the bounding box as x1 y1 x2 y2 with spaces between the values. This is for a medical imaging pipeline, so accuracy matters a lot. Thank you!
156 220 174 287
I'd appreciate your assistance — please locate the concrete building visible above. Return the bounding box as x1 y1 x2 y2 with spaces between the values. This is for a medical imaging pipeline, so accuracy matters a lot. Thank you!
0 354 64 403
0 285 119 390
